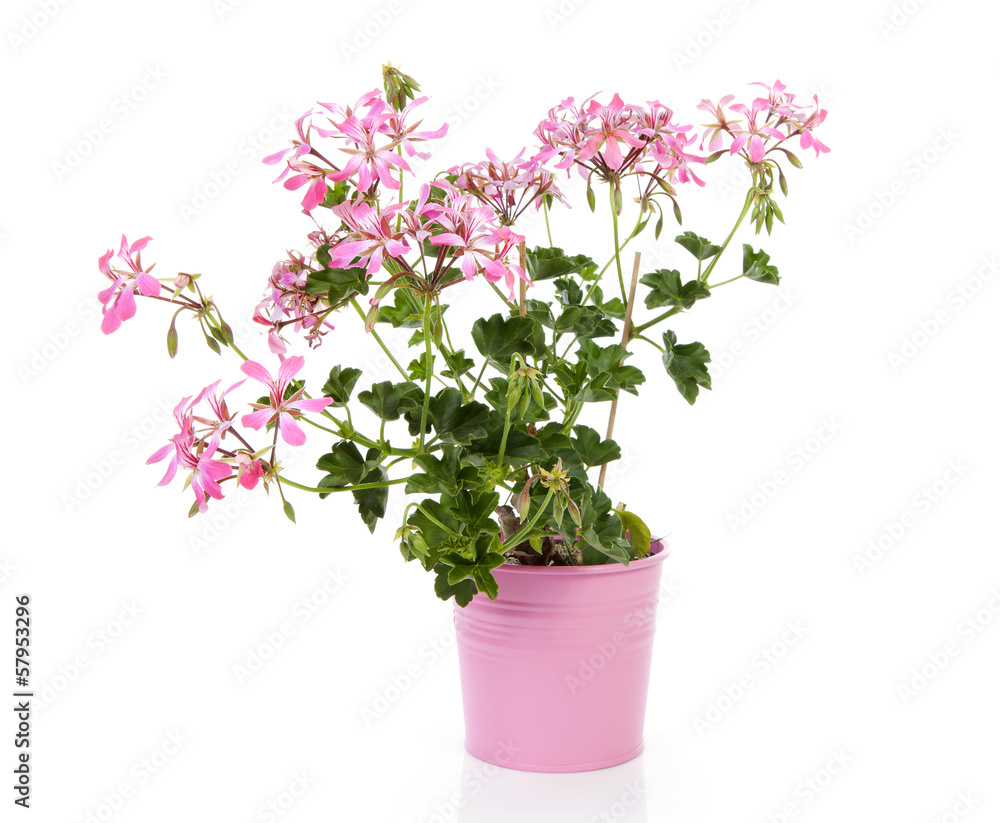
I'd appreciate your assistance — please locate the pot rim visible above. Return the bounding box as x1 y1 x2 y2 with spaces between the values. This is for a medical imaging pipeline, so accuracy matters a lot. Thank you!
492 538 669 576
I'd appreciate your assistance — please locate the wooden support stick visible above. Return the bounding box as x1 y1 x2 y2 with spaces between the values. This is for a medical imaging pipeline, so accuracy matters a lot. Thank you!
598 251 642 490
518 242 527 317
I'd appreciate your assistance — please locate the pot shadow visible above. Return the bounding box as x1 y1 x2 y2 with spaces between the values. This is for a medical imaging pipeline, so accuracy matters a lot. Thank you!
453 751 648 822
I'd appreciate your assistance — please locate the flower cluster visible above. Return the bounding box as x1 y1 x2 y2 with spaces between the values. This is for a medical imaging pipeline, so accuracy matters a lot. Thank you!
449 148 566 226
697 79 830 163
534 93 704 186
254 242 338 355
146 357 332 514
264 91 448 215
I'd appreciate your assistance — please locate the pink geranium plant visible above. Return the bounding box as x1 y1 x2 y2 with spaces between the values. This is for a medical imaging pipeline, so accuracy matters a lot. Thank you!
96 65 829 604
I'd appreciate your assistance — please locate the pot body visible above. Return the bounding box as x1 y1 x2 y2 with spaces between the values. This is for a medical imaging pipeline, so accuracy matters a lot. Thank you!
454 540 667 773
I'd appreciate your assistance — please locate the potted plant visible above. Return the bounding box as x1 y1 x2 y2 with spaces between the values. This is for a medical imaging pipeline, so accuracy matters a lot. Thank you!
94 65 828 772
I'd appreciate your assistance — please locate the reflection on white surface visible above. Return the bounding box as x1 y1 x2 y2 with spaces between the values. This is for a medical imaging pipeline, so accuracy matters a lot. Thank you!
450 750 647 823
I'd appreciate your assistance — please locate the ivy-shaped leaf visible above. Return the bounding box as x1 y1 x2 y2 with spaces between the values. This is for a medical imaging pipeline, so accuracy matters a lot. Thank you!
471 313 544 367
357 381 423 421
571 425 621 467
640 269 711 310
742 245 781 285
662 330 712 405
353 462 389 533
316 441 367 489
322 365 363 406
675 231 722 261
525 247 598 281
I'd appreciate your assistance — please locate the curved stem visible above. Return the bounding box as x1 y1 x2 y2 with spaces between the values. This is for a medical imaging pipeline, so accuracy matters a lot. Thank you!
699 188 754 284
349 297 409 380
278 475 410 494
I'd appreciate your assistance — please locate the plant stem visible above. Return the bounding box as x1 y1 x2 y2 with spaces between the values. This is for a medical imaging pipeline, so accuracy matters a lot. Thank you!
598 251 642 490
543 199 554 246
610 184 626 302
418 294 434 452
501 488 555 551
699 188 754 283
349 297 409 381
279 475 410 494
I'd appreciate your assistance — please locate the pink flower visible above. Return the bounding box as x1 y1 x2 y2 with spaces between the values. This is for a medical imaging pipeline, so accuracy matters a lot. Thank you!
382 96 448 161
239 356 333 446
281 157 330 214
235 452 263 490
796 96 831 156
728 98 786 163
430 196 530 297
254 249 336 352
327 101 411 192
328 198 409 275
97 235 161 334
450 148 566 225
191 379 245 439
577 93 647 171
147 396 233 514
262 110 316 171
696 94 738 152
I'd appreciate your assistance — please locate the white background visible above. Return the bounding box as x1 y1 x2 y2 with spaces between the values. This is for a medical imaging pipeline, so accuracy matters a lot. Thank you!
3 0 999 820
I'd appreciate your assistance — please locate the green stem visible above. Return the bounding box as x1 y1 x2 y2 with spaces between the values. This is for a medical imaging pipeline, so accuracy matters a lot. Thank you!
543 199 554 246
349 297 409 381
419 294 434 452
497 404 513 467
633 306 681 335
468 360 490 399
634 333 665 352
708 273 747 290
501 488 555 551
610 184 626 302
278 475 410 494
700 188 754 284
485 278 517 309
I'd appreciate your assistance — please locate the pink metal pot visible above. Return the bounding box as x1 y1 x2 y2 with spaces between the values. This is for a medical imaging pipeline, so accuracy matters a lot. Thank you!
454 539 668 773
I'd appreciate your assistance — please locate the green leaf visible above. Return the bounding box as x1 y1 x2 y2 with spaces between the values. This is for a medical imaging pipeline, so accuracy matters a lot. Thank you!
525 247 598 281
353 465 389 533
316 441 367 490
639 269 711 311
553 277 584 306
322 365 363 406
433 564 479 606
615 508 652 558
554 305 618 339
471 313 544 368
442 533 505 601
577 339 646 396
580 526 630 565
742 245 781 285
662 330 712 405
422 388 490 445
571 425 621 467
441 348 475 380
357 381 423 421
405 446 479 495
305 266 369 305
376 288 425 328
675 231 722 261
320 180 352 209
